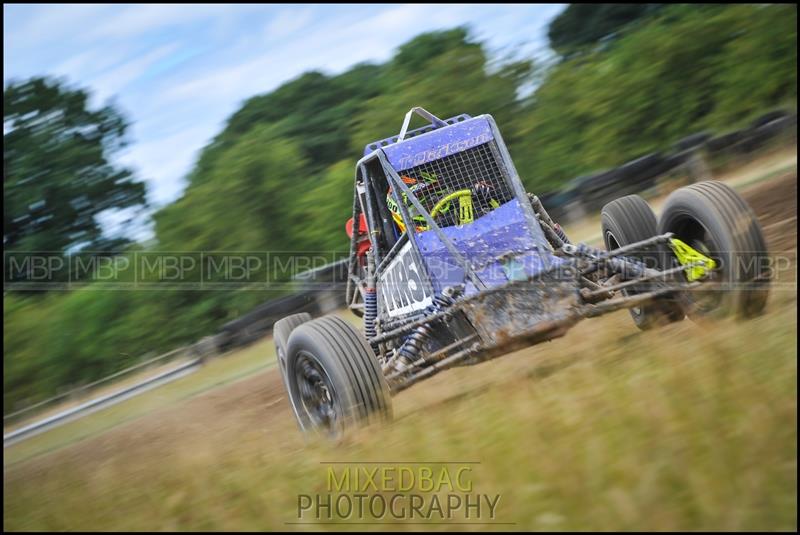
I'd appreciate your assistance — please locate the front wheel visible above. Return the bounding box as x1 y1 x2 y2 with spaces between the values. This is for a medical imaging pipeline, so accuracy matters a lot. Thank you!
284 316 392 438
658 180 770 319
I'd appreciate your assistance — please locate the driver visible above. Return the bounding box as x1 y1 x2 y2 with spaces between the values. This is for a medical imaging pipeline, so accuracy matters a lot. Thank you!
386 173 447 233
386 173 500 233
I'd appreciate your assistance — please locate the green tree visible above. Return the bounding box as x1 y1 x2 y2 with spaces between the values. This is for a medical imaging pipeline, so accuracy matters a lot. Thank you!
547 4 665 55
4 77 147 253
350 28 532 155
708 4 797 127
518 4 797 191
154 125 310 253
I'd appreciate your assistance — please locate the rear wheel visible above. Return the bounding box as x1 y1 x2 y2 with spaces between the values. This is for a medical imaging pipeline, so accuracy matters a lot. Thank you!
658 180 769 319
601 195 685 329
285 315 392 438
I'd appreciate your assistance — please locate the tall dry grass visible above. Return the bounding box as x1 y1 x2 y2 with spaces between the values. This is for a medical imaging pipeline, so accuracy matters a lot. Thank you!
5 292 796 531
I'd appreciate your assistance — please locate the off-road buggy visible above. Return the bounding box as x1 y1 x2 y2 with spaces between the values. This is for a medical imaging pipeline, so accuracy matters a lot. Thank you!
274 107 770 437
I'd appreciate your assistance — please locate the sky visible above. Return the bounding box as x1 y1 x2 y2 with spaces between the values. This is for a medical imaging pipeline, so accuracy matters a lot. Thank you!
4 3 565 240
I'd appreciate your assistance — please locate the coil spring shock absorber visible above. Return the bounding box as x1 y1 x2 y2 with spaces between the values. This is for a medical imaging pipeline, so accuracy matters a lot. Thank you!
553 223 570 244
363 253 379 356
393 287 461 370
364 287 378 354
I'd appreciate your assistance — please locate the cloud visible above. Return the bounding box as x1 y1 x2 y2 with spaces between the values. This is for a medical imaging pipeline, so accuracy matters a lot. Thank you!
52 48 113 78
50 43 141 89
4 4 114 49
264 7 315 42
88 42 180 102
158 5 458 105
84 4 259 40
119 124 217 205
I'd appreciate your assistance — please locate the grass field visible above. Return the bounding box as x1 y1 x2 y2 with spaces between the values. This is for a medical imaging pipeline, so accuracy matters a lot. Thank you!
3 337 278 464
3 308 364 465
4 293 796 531
4 158 797 531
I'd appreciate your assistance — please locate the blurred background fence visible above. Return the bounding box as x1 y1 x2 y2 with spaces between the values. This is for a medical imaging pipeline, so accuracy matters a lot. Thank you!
539 110 797 222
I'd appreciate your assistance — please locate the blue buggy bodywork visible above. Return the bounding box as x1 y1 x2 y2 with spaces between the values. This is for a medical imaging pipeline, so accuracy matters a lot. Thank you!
368 112 562 293
367 114 491 166
415 198 566 297
364 112 560 297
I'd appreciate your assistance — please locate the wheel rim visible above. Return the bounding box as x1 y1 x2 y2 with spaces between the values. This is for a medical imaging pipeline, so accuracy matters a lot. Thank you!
294 350 342 437
605 230 620 251
666 215 724 314
685 236 723 313
277 346 286 375
606 230 641 314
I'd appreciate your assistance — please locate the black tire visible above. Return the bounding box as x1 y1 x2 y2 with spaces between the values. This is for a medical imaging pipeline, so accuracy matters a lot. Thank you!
285 315 392 438
274 313 313 428
706 131 744 153
601 195 685 329
750 109 789 129
658 180 769 319
673 132 711 152
274 313 313 380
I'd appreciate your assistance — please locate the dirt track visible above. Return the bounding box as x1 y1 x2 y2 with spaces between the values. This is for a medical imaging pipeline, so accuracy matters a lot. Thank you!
744 171 797 258
6 171 796 478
